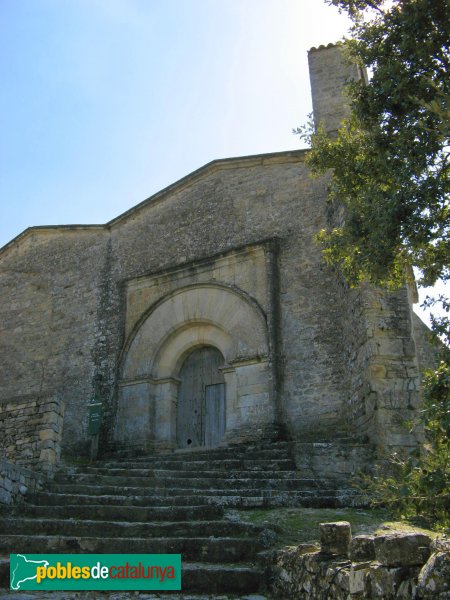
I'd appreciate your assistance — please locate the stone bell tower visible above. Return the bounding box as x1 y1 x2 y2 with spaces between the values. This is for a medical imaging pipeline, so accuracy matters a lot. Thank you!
308 43 367 135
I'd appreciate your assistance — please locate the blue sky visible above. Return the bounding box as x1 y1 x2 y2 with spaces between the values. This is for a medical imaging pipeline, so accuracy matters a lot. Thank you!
0 0 444 323
1 0 353 244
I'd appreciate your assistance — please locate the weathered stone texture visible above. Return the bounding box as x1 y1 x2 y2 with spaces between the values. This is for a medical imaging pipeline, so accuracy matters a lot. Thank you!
320 521 352 556
0 458 46 505
418 549 450 598
269 526 445 600
0 228 108 456
0 396 64 474
308 43 366 135
351 535 376 562
412 312 441 374
374 533 431 567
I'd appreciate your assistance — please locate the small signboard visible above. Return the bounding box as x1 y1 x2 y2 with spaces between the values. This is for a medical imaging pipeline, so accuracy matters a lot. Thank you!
88 402 103 436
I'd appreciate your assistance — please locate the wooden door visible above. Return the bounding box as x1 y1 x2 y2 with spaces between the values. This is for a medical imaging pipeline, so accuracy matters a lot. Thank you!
176 346 225 448
204 383 226 447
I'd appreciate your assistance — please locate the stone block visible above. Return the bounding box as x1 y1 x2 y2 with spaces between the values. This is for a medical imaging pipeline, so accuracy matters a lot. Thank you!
374 533 431 567
1 477 13 492
349 563 369 594
320 521 351 556
369 564 420 598
350 535 375 562
370 364 387 379
39 448 56 464
0 488 11 504
418 551 450 598
39 428 57 441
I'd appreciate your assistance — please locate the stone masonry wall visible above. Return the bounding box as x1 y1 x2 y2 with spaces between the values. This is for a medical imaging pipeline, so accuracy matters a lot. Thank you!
309 44 428 458
106 155 352 446
0 154 428 461
0 228 109 457
0 396 64 475
269 522 450 599
308 43 366 136
0 459 46 505
1 154 356 455
341 286 422 457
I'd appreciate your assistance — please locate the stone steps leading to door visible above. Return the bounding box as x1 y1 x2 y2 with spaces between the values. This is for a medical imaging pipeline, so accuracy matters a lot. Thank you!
0 440 359 595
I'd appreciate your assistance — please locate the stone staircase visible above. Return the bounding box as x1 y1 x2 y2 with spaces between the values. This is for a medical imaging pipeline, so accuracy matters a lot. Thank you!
0 441 355 595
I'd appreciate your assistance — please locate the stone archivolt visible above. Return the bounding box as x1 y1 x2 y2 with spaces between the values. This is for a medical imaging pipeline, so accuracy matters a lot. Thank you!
117 283 273 451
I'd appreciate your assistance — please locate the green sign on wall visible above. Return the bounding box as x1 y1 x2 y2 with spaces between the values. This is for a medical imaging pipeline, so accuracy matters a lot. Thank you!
88 402 103 436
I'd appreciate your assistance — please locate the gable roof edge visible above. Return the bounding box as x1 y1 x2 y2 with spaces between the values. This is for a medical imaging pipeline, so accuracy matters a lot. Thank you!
0 149 307 258
106 149 307 228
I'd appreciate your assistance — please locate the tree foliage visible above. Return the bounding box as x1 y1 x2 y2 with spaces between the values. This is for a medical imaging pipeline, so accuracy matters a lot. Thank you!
297 0 449 288
296 0 450 530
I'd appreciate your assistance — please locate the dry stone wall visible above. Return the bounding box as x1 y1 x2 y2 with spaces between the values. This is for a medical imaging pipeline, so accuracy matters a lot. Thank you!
0 459 46 505
269 522 450 599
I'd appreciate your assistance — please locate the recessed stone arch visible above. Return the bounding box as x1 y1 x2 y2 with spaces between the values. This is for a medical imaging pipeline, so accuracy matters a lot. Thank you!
115 284 275 451
121 284 269 380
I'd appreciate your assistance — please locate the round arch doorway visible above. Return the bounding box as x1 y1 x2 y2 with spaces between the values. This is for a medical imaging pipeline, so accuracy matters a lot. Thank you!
176 346 225 449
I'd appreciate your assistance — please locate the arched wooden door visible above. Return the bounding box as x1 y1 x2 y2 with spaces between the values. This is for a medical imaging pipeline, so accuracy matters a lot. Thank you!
177 346 225 449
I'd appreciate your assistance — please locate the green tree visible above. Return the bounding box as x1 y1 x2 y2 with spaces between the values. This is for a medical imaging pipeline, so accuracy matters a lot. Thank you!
297 0 449 288
296 0 449 529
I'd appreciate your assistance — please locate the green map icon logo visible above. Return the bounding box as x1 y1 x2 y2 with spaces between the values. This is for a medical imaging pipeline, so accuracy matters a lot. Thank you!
10 554 49 590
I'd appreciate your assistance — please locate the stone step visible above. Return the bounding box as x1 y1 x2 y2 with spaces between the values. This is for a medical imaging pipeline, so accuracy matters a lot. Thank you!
0 535 261 562
43 482 335 497
0 557 265 595
10 504 224 522
110 444 293 463
31 490 329 507
94 458 297 471
0 441 302 597
54 475 316 489
30 490 343 509
30 492 219 507
70 467 299 479
0 517 263 539
182 562 264 594
45 482 329 496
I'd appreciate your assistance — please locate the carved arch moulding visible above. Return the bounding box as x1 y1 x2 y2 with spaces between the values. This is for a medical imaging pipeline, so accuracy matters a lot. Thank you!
114 243 278 452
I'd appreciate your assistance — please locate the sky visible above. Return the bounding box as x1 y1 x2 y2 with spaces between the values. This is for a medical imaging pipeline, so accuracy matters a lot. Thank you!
0 0 445 324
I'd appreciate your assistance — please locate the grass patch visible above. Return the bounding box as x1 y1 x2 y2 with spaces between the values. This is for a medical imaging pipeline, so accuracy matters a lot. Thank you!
235 507 437 548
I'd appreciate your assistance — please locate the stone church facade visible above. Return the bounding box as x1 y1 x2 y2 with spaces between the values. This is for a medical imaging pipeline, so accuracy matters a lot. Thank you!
0 45 435 481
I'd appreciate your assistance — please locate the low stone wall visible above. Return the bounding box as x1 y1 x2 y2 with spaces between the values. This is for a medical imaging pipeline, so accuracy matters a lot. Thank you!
0 396 65 475
269 521 450 599
0 458 46 505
